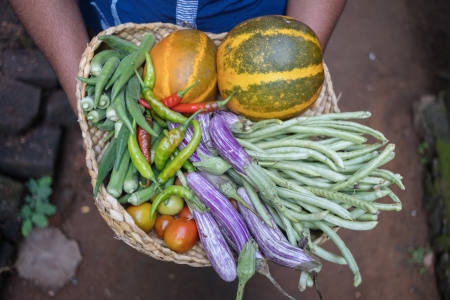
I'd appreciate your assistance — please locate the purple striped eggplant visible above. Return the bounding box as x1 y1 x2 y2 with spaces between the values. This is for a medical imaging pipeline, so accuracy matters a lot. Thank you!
209 114 298 223
237 187 322 274
192 209 237 282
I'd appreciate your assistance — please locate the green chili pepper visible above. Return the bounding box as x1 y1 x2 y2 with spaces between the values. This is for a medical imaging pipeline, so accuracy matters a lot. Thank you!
154 109 204 171
150 110 168 128
134 69 188 124
173 148 195 173
128 119 156 182
143 52 155 90
149 185 196 220
157 119 202 184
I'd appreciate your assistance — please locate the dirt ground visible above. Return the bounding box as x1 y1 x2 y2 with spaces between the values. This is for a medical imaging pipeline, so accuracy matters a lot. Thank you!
1 0 448 299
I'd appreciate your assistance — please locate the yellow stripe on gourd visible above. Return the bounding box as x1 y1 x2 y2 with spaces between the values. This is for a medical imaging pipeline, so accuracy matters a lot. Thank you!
223 29 320 51
219 64 323 90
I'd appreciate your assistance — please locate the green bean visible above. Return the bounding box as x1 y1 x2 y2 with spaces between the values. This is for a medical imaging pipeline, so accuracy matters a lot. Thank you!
277 133 310 141
311 244 347 265
299 271 310 292
282 170 330 188
236 138 265 152
276 187 353 220
265 147 338 171
242 179 274 227
372 203 402 211
231 118 283 133
279 197 303 212
343 189 392 202
344 151 379 166
227 168 243 186
289 162 347 182
313 220 362 287
303 120 387 142
370 169 405 190
244 162 298 223
279 212 297 246
296 199 378 231
259 161 321 177
288 209 329 221
316 137 343 145
356 214 378 221
306 187 378 214
246 150 309 161
256 139 345 168
283 126 367 144
265 204 285 230
329 144 395 191
338 141 387 160
256 111 372 138
328 140 355 151
334 152 395 173
382 187 402 204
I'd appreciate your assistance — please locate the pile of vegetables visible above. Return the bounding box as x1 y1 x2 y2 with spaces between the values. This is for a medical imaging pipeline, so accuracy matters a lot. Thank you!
78 23 404 300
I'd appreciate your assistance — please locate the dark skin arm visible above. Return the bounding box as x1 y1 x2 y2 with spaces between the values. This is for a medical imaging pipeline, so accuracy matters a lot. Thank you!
286 0 347 51
8 0 89 114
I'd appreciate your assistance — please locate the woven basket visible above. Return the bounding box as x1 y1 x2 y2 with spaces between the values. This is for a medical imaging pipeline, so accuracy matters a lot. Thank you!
76 22 341 267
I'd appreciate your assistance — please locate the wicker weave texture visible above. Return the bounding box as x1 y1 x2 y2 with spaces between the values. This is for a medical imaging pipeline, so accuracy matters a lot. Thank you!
76 22 340 267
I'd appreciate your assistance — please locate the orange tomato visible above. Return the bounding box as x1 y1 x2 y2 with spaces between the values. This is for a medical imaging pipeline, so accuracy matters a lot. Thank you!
126 202 155 232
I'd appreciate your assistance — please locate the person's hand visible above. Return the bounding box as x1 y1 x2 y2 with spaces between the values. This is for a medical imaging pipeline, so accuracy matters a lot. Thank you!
286 0 347 51
9 0 90 114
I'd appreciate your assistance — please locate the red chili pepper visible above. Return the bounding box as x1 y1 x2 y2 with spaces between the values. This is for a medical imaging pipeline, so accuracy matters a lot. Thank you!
172 91 236 113
137 115 153 164
138 98 151 110
137 80 199 111
161 80 200 107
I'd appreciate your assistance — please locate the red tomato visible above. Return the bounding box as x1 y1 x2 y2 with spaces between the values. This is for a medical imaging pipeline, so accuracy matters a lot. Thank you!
126 202 155 232
154 215 175 238
179 206 193 219
164 218 199 253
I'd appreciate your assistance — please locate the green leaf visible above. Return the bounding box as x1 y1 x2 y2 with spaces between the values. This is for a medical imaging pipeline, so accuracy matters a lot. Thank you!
21 218 33 237
19 205 33 219
37 176 52 187
41 203 57 216
31 213 49 228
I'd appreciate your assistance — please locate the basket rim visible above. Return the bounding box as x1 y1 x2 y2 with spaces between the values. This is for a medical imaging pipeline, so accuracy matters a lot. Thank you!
76 22 340 267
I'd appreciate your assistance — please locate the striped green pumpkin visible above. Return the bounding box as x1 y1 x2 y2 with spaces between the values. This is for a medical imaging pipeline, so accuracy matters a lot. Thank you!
217 15 324 121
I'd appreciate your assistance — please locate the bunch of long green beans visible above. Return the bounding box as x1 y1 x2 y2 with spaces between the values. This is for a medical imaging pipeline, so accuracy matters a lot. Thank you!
232 111 403 289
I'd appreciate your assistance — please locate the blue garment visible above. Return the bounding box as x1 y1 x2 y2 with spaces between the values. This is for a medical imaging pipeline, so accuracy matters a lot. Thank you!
79 0 287 34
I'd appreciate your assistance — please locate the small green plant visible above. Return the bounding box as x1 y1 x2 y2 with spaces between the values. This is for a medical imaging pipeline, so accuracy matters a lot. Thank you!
408 246 431 274
19 176 57 237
